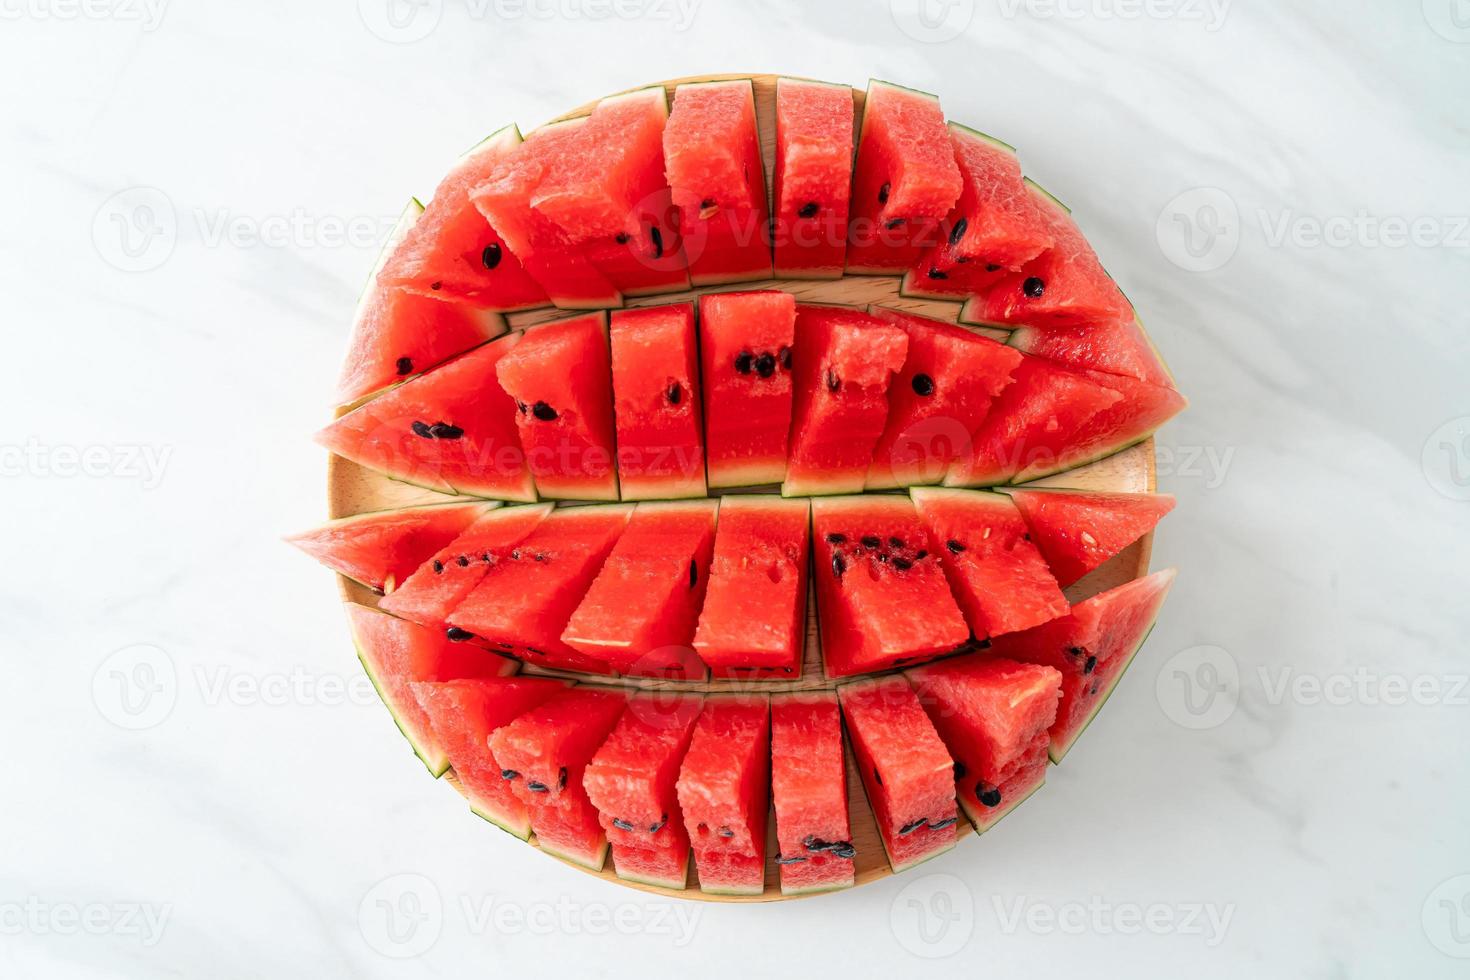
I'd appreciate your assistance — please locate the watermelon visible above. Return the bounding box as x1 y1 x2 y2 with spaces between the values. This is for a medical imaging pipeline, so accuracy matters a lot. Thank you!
692 495 810 678
1008 489 1176 586
377 502 554 627
377 126 550 312
910 487 1069 639
610 303 705 500
846 81 962 274
494 313 620 501
446 504 634 675
677 695 771 895
698 290 797 488
344 603 517 776
337 201 505 405
837 676 958 872
1008 315 1174 389
864 307 1022 489
489 686 629 869
560 500 718 679
770 692 854 894
286 500 495 593
411 676 570 838
907 656 1061 831
784 305 909 497
583 693 703 888
664 79 773 286
772 77 854 279
316 333 536 501
988 569 1177 760
810 495 969 677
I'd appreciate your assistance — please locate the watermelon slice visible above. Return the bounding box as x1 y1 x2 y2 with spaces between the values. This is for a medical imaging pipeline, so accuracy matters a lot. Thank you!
772 77 854 279
376 126 550 312
1007 315 1175 389
988 569 1177 761
698 290 797 488
489 686 629 869
411 676 570 838
837 676 958 873
494 313 620 501
286 500 495 593
907 656 1061 831
610 303 705 500
664 79 773 286
446 504 634 675
810 495 969 677
846 81 962 274
677 695 771 895
344 603 517 776
583 694 703 888
910 487 1069 639
770 693 855 894
1008 489 1176 586
692 495 810 679
865 307 1023 489
316 333 536 501
783 305 908 497
560 500 718 679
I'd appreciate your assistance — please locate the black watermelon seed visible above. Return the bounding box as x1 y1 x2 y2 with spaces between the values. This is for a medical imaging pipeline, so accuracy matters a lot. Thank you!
734 351 754 375
825 369 840 392
831 842 856 859
778 346 792 370
689 559 698 588
803 835 832 852
899 818 928 835
615 232 630 244
915 550 928 560
1090 683 1100 696
531 401 557 421
1067 645 1086 658
510 549 522 561
831 552 846 579
1023 532 1031 541
500 769 519 780
481 243 502 270
978 786 1002 807
861 535 881 549
650 226 664 258
927 268 947 281
526 781 549 793
929 816 959 830
1023 276 1046 298
873 767 883 786
888 536 903 548
429 281 442 290
798 202 819 219
911 373 935 397
650 815 667 833
825 533 847 544
946 539 965 554
532 553 547 562
949 217 968 246
445 627 473 642
755 352 776 378
985 263 1000 272
775 853 807 865
557 767 567 790
456 555 469 568
667 382 682 404
717 826 734 838
878 182 890 204
1084 655 1097 675
892 557 913 572
395 356 413 375
612 818 634 832
516 400 528 414
700 198 716 212
953 760 968 779
885 218 905 230
429 422 464 439
411 420 433 439
431 559 444 574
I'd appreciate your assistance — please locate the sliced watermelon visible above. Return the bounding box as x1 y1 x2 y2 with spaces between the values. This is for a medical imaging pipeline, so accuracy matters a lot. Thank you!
988 569 1177 761
494 313 620 501
610 303 705 500
664 79 773 286
692 495 810 679
846 81 962 274
784 305 908 497
772 77 854 279
1007 315 1174 388
770 692 854 895
560 500 718 679
865 307 1023 489
286 500 495 593
698 290 797 488
837 676 957 873
1008 489 1176 587
907 656 1061 832
810 495 969 677
910 487 1069 639
676 695 771 896
316 333 536 501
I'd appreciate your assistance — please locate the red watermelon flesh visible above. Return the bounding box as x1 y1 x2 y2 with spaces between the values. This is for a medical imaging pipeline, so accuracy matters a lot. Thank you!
344 603 517 776
316 333 536 501
376 127 549 312
447 504 634 675
773 77 854 279
811 495 969 677
865 308 1023 489
494 313 620 501
1032 368 1187 483
610 304 706 500
988 568 1177 761
677 695 771 895
1008 489 1176 587
561 500 718 679
489 686 628 868
698 290 797 488
846 81 962 274
664 79 773 286
1008 316 1174 388
838 676 957 873
692 495 810 678
770 693 854 894
784 305 909 497
286 500 494 593
910 487 1069 639
410 676 569 838
377 502 554 627
907 656 1061 831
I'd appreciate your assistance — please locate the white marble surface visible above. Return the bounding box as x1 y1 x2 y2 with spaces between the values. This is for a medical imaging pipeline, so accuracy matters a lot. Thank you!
4 1 1468 976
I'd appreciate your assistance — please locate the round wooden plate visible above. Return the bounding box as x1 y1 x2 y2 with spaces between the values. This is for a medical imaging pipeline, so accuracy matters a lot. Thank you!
326 74 1161 902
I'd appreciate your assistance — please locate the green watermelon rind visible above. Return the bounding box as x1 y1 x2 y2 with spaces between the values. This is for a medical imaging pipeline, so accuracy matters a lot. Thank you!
956 767 1045 834
352 644 450 778
538 837 611 873
1049 622 1158 764
468 800 533 842
288 499 498 592
948 120 1018 156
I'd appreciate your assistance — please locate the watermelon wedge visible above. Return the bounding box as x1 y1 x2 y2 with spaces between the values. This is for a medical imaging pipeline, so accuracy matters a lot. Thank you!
698 290 797 488
1008 489 1176 587
770 692 854 894
610 303 705 500
773 77 854 279
286 500 495 593
677 695 771 896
